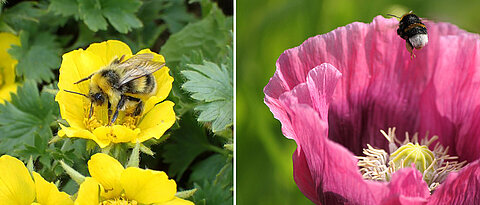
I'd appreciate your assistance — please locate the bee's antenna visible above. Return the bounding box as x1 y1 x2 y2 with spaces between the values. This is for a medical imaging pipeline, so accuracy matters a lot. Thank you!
74 74 94 84
386 14 401 19
63 89 88 98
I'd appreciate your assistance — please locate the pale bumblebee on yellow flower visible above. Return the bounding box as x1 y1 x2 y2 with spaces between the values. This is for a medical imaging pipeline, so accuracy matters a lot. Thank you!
64 53 165 125
56 40 176 148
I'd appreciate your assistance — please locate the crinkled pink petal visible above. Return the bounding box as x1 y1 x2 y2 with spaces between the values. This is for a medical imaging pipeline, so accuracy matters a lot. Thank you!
283 64 434 204
279 65 388 204
271 64 341 140
292 147 319 204
265 15 480 158
265 15 480 205
381 196 429 205
286 101 387 204
418 33 480 162
428 160 480 204
381 167 430 205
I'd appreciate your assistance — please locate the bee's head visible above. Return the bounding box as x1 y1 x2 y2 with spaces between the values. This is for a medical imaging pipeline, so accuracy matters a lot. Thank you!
88 85 106 105
89 92 105 105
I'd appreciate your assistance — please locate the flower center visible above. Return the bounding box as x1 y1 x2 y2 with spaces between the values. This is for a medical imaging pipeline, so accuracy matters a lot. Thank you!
100 194 138 205
390 142 434 174
83 104 104 131
357 128 466 191
84 115 104 131
121 115 139 129
82 104 139 131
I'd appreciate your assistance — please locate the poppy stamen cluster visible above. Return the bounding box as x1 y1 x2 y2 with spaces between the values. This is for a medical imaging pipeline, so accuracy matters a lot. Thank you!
358 128 466 192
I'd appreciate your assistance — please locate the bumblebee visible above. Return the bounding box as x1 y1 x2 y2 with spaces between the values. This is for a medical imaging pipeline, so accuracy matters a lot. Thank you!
390 12 428 58
64 53 165 125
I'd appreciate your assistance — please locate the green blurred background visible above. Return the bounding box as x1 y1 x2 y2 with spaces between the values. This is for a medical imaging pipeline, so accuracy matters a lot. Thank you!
237 0 480 204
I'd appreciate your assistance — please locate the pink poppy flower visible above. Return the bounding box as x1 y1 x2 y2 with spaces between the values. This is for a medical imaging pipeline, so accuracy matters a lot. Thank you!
264 15 480 205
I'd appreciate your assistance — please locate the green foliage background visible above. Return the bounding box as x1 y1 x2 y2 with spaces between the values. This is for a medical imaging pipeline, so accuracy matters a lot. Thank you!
236 0 480 204
0 0 233 204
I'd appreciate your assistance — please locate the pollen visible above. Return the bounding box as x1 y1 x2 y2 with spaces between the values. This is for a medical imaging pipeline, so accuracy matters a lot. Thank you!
100 194 138 205
82 104 104 131
84 115 103 131
357 128 466 192
122 115 139 129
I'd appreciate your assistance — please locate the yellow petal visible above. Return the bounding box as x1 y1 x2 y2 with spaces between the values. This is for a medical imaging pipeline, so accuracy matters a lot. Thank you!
111 125 140 143
158 197 195 205
0 32 20 85
0 83 17 103
55 91 87 129
141 96 161 116
0 155 35 204
136 49 165 63
56 49 105 129
153 66 174 101
57 49 104 95
59 125 111 148
86 40 132 65
121 167 176 204
88 153 124 199
135 49 173 101
32 172 73 205
137 101 176 142
74 177 101 205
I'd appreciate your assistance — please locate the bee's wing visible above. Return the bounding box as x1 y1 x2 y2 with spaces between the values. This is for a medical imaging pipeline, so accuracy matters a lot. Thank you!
117 53 165 86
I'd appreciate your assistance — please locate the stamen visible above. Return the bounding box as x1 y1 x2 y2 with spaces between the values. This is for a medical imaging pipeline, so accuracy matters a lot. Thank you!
121 115 139 129
100 193 138 205
358 128 466 192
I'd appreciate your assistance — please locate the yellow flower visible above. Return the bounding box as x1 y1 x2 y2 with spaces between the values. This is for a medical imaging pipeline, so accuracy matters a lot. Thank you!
0 155 73 205
56 40 176 148
0 32 20 103
75 153 194 205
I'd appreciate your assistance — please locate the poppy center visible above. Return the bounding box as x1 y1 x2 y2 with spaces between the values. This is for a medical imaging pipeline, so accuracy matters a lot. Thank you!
390 142 434 174
357 128 465 192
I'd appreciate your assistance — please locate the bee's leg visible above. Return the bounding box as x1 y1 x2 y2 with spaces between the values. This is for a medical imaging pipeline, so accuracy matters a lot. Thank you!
406 41 416 59
110 95 127 125
107 101 112 123
133 101 143 116
88 102 94 118
125 96 142 116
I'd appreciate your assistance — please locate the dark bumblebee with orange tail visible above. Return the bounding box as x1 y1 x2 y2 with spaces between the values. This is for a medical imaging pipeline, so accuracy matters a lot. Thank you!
389 12 428 58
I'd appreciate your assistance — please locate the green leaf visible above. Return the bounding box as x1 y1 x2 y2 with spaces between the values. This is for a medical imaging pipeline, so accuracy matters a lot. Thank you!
161 3 232 121
182 61 233 133
77 0 143 33
160 0 196 33
77 0 108 31
193 175 232 205
49 0 79 18
8 31 61 82
1 2 44 31
126 0 168 49
102 0 143 33
0 81 58 153
189 154 227 183
161 3 232 65
163 111 211 180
